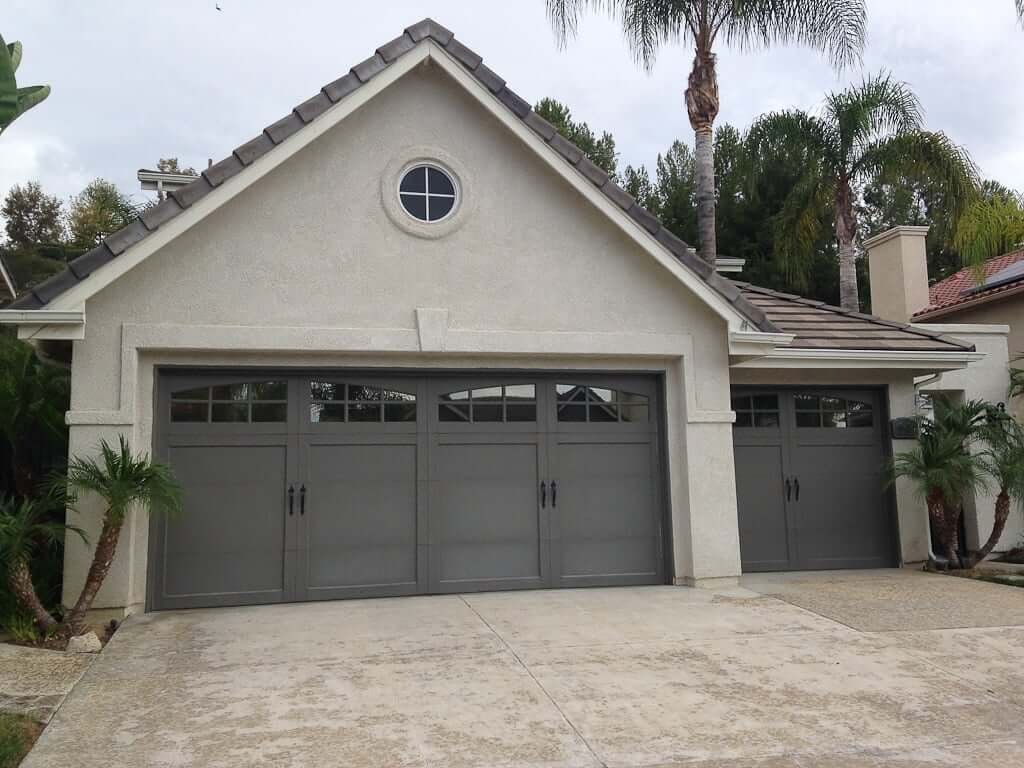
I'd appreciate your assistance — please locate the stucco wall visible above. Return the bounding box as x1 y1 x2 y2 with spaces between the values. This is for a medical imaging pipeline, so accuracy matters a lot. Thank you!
63 63 739 613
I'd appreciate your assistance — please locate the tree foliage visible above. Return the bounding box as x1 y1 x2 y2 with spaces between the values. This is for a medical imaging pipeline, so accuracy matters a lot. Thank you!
155 157 198 176
67 178 141 247
535 98 618 177
954 185 1024 267
1 182 63 247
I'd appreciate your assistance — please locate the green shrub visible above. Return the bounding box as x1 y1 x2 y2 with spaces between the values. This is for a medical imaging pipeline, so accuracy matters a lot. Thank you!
0 713 40 768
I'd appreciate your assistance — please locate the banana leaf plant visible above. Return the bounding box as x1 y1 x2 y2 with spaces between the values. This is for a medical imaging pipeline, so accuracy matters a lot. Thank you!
0 33 50 136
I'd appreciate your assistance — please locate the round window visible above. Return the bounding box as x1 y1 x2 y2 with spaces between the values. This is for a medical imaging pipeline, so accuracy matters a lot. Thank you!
398 164 458 223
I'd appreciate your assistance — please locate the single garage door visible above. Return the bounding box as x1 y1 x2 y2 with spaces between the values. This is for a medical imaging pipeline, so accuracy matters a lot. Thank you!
149 371 664 609
731 388 896 572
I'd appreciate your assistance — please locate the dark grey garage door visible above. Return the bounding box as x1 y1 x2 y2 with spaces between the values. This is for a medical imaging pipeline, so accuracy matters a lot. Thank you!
732 388 896 572
149 372 664 610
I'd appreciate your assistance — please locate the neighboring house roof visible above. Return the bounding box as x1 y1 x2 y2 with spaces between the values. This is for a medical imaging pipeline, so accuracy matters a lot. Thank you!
0 255 17 303
738 283 974 352
7 18 773 334
913 248 1024 321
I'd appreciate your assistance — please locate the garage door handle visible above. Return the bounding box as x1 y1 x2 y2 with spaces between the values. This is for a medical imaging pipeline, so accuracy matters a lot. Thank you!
794 478 800 502
300 484 306 515
540 481 547 508
785 477 791 501
288 485 295 516
551 480 557 508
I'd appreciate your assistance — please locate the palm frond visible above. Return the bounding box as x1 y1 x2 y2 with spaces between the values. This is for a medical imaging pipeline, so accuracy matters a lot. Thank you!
954 191 1024 268
824 72 923 156
66 435 183 526
0 493 86 565
723 0 866 69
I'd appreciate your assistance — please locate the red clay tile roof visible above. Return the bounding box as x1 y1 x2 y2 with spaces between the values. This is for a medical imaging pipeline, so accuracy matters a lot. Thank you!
914 248 1024 320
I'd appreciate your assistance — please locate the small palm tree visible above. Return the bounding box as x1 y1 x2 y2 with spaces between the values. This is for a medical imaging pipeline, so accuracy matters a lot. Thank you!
0 493 85 635
964 415 1024 567
891 398 990 568
0 33 50 136
61 436 182 634
747 73 978 310
546 0 867 265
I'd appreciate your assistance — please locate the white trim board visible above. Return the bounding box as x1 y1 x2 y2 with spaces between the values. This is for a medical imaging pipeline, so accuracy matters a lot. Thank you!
731 347 983 370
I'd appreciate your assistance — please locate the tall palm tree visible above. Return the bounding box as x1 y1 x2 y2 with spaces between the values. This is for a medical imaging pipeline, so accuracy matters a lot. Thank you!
0 33 50 136
747 73 978 310
546 0 867 265
62 436 182 635
964 415 1024 568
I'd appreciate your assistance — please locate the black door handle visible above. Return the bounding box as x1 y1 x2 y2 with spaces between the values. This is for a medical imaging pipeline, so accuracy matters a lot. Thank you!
551 480 557 508
785 477 791 501
300 484 306 515
540 481 547 508
287 485 294 516
794 478 800 502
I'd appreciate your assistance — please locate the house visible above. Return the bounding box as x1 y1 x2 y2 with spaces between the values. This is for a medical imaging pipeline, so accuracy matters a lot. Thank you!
0 254 17 303
0 20 988 617
866 228 1023 554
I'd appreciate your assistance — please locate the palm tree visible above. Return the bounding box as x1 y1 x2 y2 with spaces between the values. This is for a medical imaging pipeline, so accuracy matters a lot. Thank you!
0 493 85 635
61 436 182 634
891 397 990 569
0 336 69 497
546 0 867 265
954 186 1024 267
0 33 50 136
747 73 978 310
963 415 1024 568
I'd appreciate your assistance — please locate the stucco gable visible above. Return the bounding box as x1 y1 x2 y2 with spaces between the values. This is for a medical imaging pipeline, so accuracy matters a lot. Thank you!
6 18 773 335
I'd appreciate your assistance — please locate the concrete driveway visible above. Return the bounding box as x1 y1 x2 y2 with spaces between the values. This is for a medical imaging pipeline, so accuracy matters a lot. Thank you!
24 570 1024 767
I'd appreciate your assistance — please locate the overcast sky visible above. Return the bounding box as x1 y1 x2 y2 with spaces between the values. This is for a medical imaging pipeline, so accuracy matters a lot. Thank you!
2 0 1022 210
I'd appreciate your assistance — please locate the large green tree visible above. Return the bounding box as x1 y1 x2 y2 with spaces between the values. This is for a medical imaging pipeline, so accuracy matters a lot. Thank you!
747 73 977 311
67 179 140 247
1 181 63 247
0 33 50 136
954 184 1024 266
546 0 866 265
534 98 619 177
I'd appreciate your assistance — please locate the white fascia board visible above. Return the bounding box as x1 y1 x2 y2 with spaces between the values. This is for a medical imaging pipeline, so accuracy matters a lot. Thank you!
914 322 1011 336
45 46 431 313
428 46 754 333
728 330 795 356
0 309 84 325
731 347 984 370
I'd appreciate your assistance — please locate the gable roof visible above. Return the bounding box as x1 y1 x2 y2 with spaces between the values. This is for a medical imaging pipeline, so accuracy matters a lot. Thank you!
914 248 1024 321
0 255 16 303
6 18 774 334
738 283 974 353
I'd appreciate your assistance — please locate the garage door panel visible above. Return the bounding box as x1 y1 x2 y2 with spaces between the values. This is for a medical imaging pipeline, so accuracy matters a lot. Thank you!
159 444 289 605
734 444 791 572
301 443 418 597
432 441 544 588
552 441 660 582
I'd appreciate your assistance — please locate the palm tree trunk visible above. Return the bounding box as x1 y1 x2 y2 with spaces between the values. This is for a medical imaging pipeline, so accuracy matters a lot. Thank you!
964 488 1011 568
835 181 859 311
7 558 58 634
925 489 948 569
685 45 719 266
60 512 122 636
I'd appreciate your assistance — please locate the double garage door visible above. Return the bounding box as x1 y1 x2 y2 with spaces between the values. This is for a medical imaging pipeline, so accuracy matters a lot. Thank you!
732 388 897 572
150 371 664 610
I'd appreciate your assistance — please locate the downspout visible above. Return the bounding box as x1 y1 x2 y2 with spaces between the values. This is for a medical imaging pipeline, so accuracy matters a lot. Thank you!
913 372 943 565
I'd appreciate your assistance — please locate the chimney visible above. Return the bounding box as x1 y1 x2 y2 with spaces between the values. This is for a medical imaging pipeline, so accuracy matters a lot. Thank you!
865 226 931 322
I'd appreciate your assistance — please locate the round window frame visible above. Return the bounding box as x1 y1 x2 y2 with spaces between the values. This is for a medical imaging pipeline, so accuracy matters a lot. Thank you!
396 163 460 225
381 147 473 240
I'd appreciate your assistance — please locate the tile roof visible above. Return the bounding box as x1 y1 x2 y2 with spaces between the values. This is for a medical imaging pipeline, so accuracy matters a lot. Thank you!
913 248 1024 320
6 18 773 333
737 283 974 352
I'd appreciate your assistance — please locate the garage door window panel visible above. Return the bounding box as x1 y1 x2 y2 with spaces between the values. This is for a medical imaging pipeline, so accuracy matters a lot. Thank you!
556 385 650 426
438 384 537 425
170 380 288 427
310 381 417 426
